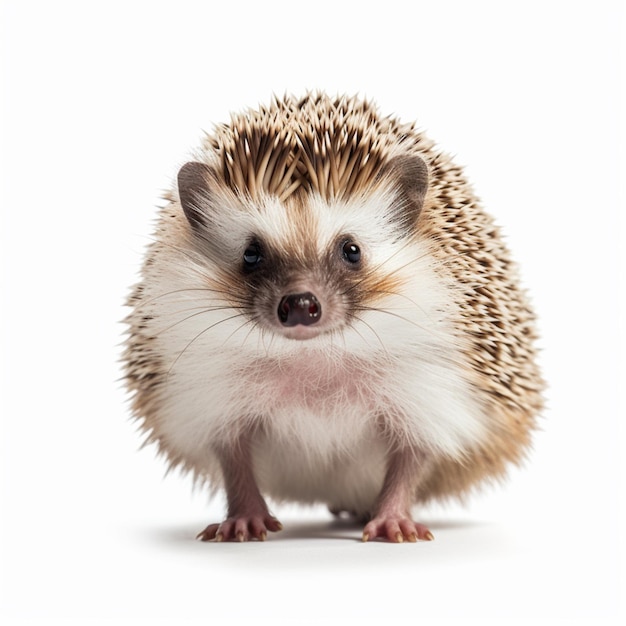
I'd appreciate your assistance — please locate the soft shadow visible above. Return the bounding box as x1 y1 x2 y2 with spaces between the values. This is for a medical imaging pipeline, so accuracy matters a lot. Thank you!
147 516 486 545
274 517 364 542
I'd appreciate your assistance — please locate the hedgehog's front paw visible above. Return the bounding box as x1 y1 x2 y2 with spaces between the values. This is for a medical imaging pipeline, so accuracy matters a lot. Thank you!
197 515 283 542
362 513 433 543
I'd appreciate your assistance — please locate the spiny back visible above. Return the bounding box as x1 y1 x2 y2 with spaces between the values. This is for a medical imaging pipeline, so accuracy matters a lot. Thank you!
205 92 424 201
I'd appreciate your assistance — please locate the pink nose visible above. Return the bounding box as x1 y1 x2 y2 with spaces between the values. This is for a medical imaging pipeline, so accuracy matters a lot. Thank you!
277 292 322 326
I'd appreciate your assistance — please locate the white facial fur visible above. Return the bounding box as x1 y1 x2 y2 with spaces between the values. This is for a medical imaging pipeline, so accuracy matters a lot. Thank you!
136 184 488 507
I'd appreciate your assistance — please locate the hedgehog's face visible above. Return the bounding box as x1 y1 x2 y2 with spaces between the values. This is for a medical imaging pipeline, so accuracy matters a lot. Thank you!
177 157 428 341
233 227 364 340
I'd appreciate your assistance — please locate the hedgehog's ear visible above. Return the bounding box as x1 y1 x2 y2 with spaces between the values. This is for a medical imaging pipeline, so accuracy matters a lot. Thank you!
383 154 429 230
177 161 217 230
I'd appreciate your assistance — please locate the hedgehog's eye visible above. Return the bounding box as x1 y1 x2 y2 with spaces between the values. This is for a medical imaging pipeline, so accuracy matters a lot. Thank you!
243 242 262 270
341 241 361 265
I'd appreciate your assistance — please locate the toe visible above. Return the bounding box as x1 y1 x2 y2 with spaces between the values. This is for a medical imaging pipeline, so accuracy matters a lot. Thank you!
362 515 433 543
198 514 283 542
196 523 220 542
265 517 283 533
234 518 250 542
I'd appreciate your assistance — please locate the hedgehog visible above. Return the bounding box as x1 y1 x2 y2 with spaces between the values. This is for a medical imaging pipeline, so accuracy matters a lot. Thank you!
123 92 543 543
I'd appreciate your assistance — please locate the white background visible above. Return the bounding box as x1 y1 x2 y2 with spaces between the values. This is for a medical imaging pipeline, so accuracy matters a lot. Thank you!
1 1 624 624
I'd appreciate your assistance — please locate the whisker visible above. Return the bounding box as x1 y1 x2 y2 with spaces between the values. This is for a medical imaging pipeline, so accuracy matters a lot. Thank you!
156 303 237 316
364 288 422 311
166 313 247 379
221 317 256 347
358 287 439 328
341 238 417 298
353 306 431 335
133 287 235 311
130 276 250 315
346 312 391 357
238 318 262 349
340 319 374 353
341 241 471 302
353 304 456 345
350 307 468 368
130 233 248 299
260 326 276 358
154 305 247 336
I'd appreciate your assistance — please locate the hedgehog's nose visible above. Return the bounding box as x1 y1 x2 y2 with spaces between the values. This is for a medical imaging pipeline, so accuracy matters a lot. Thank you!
278 292 322 326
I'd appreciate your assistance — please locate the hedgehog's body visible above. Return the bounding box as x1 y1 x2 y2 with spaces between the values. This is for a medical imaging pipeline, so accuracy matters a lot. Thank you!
124 93 543 542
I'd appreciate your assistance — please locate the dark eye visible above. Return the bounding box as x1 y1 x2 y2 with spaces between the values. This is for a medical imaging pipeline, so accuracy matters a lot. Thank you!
342 241 361 265
243 242 262 270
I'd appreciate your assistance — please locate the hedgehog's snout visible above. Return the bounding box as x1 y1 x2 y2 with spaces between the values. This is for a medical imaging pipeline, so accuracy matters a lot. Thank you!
277 292 322 327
